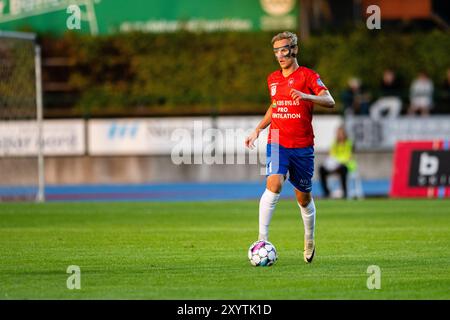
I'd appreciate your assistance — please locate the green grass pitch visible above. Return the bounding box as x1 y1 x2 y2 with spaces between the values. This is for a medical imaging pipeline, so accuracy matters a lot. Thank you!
0 199 449 299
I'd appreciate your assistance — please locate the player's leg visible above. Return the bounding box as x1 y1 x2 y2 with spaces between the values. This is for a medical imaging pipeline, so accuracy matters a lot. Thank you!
337 164 349 199
294 190 315 240
294 189 316 263
319 164 331 198
258 143 288 241
259 174 285 241
287 147 316 263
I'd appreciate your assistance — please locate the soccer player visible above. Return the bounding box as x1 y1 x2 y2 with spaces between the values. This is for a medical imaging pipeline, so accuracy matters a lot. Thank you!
245 31 335 263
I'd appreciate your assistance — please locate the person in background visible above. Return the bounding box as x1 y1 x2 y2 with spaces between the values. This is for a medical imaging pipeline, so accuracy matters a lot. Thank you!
408 71 434 116
319 126 356 199
369 69 403 120
341 77 371 116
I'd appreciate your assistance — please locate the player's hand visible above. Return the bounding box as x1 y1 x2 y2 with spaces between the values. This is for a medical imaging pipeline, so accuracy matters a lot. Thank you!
290 89 308 103
245 130 259 149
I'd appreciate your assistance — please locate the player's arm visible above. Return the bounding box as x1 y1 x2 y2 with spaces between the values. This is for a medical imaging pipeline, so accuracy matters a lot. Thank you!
245 105 272 149
290 89 335 108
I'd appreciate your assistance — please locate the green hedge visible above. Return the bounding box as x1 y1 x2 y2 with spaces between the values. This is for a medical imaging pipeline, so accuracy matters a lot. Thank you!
42 29 450 117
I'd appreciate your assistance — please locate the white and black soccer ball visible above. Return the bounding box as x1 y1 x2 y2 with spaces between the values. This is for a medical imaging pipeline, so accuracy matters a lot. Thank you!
248 240 278 267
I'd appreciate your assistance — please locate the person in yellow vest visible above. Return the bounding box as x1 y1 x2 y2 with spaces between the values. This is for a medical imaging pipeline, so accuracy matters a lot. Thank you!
319 126 356 199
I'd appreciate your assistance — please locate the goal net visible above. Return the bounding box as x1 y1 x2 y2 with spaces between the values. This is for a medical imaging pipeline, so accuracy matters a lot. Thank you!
0 31 44 202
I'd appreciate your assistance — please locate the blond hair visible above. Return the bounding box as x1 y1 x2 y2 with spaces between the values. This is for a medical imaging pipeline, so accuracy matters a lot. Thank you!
271 31 298 46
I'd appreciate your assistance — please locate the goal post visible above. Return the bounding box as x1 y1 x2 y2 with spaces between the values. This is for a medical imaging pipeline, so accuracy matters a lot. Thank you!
0 31 45 202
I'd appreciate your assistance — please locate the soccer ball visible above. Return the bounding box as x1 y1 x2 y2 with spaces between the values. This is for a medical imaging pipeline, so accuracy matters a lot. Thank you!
248 240 278 267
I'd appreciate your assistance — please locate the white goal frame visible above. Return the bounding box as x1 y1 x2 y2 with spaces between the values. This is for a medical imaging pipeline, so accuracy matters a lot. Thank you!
0 31 45 202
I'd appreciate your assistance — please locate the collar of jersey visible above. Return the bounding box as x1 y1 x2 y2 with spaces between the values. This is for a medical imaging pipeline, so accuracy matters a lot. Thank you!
280 65 301 79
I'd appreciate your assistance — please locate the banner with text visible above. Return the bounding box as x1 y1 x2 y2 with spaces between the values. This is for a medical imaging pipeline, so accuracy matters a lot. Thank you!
390 140 450 198
345 116 450 151
0 120 85 156
0 0 298 35
88 116 342 155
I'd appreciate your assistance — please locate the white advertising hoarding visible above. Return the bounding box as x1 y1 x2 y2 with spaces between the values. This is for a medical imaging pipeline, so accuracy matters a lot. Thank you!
88 118 214 155
345 116 450 150
0 120 85 156
88 116 342 155
312 115 344 152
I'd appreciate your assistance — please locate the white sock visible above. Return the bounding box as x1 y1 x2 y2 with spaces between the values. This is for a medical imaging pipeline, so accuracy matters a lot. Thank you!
298 198 316 241
258 189 280 240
